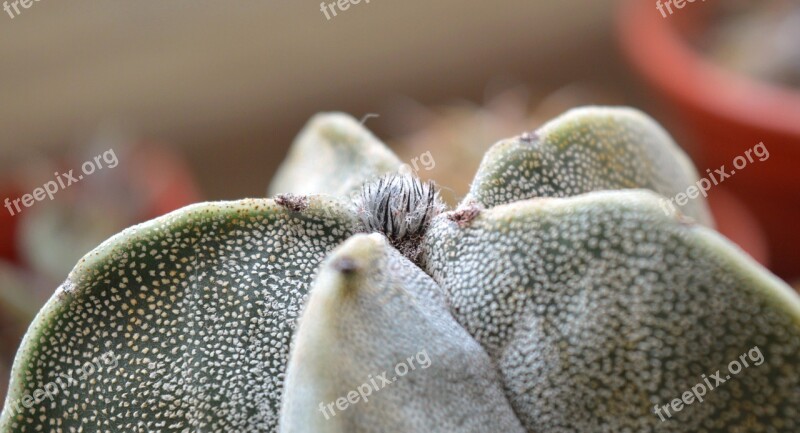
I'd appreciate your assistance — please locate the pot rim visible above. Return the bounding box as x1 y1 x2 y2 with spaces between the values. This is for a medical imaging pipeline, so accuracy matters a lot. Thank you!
616 0 800 140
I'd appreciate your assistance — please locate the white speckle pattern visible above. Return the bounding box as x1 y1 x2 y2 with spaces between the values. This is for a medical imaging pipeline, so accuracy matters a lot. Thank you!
2 197 361 432
423 190 800 432
467 107 713 225
280 234 525 433
268 112 401 198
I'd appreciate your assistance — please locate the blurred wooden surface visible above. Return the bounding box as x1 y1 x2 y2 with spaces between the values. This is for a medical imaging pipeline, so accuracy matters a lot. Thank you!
0 0 620 198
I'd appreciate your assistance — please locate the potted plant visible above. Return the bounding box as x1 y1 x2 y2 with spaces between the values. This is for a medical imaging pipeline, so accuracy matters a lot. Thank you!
2 109 799 432
617 0 800 280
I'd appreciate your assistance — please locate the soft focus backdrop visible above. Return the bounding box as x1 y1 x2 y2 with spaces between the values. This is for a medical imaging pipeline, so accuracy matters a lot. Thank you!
1 0 799 403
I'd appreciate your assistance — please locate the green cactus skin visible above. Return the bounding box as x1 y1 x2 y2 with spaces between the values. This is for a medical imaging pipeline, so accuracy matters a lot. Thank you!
280 234 525 433
1 197 361 432
423 190 800 432
1 108 798 433
268 113 402 198
467 107 713 225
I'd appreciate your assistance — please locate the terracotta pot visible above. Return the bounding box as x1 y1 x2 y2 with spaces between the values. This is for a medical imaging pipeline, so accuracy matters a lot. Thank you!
707 187 769 268
0 183 23 265
617 0 800 280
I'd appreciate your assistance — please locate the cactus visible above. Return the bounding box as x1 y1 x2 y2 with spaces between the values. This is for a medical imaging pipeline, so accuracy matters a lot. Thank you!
1 107 798 433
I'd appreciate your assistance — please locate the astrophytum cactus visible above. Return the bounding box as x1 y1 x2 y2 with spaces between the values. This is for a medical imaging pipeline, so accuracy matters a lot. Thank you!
1 107 799 432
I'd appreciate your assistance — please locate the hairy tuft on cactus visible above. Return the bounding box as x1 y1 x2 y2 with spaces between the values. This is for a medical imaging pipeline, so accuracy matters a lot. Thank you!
352 173 445 262
1 107 798 433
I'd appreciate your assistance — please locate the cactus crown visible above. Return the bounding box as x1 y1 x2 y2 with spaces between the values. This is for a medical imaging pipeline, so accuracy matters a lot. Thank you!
353 173 444 261
1 108 799 433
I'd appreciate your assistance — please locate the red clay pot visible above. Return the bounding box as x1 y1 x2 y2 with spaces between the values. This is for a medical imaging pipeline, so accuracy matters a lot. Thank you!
707 187 770 268
0 183 23 264
617 0 800 280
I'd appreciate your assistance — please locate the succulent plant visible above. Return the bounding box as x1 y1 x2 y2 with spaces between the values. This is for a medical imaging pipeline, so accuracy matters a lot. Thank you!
1 107 799 433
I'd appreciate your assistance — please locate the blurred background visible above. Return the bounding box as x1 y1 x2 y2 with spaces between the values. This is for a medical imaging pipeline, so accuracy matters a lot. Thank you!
1 0 799 402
